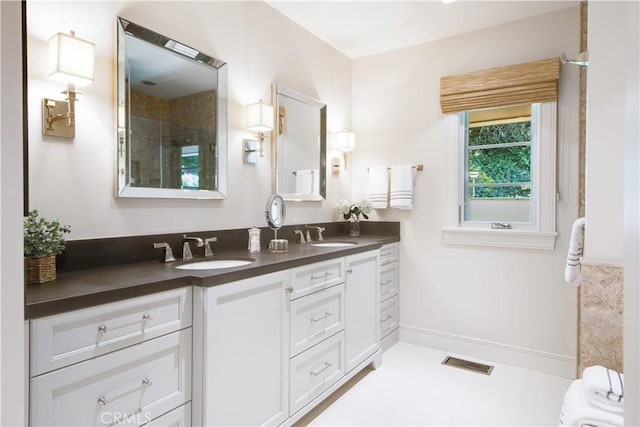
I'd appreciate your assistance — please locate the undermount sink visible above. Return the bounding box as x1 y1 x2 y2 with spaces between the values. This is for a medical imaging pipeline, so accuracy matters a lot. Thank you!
175 258 255 270
310 241 358 248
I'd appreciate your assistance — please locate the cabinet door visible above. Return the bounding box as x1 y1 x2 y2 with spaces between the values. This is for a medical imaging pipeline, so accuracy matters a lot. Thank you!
201 271 289 427
345 250 380 372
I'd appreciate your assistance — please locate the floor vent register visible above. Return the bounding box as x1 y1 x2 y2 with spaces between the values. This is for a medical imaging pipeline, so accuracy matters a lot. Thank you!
441 356 494 375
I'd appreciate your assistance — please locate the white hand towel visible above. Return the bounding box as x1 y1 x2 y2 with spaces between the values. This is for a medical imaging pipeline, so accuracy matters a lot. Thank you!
582 365 624 413
295 170 313 194
559 380 624 427
311 169 319 195
390 165 413 210
565 217 586 284
368 166 389 209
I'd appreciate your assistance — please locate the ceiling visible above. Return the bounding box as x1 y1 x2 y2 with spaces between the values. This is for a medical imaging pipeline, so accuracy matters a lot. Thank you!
265 1 579 59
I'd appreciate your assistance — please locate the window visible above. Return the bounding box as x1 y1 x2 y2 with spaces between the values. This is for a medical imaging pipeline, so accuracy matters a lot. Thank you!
464 104 533 225
180 145 200 190
442 102 557 250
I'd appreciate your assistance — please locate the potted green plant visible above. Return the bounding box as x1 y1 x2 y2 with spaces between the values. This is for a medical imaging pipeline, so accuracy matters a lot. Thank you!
24 210 71 284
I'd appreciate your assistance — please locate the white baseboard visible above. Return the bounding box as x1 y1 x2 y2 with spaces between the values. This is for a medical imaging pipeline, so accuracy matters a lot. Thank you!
400 325 576 378
381 328 399 353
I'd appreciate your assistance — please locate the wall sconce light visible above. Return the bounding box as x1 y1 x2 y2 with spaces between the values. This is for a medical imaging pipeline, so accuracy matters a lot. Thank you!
561 51 589 67
246 99 274 158
42 31 95 139
331 131 356 175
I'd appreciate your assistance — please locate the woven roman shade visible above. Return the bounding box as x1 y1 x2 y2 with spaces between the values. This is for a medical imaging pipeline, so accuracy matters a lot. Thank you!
440 57 560 113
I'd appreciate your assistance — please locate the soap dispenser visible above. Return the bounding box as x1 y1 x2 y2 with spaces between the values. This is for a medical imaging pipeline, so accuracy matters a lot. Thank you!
248 227 261 253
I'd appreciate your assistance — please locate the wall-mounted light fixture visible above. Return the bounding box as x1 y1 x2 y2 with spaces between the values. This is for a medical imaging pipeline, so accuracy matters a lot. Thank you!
246 99 274 159
561 51 589 67
331 131 356 175
42 31 95 139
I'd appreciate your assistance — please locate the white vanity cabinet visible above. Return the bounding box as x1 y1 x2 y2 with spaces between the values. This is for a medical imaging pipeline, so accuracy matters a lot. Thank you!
193 271 290 427
345 250 380 372
28 287 193 427
379 243 400 351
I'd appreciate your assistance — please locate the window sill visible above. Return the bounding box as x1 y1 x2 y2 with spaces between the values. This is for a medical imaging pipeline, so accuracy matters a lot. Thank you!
441 227 557 250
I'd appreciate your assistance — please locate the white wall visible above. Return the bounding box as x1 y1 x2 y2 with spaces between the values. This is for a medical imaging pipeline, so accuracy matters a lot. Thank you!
0 2 26 425
352 7 580 374
595 1 640 424
26 1 353 239
583 2 628 265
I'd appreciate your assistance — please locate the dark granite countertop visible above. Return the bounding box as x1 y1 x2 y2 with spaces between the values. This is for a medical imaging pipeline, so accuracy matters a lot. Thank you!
25 235 399 319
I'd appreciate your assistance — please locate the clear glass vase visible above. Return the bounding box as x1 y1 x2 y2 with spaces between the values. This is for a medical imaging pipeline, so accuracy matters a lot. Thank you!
349 220 360 237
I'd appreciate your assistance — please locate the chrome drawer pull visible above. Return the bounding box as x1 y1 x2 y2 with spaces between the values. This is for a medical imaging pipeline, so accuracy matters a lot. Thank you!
98 313 152 334
97 378 152 406
310 312 332 322
346 269 353 274
310 362 333 376
285 285 294 293
310 272 332 281
380 314 393 323
381 279 392 286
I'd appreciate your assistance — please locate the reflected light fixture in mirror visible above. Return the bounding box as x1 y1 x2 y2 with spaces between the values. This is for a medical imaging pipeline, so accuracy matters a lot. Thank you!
332 131 356 174
42 31 95 139
247 99 274 157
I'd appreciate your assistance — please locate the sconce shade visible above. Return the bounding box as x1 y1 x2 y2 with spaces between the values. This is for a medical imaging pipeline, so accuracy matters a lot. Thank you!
48 31 95 87
335 131 356 152
247 100 274 132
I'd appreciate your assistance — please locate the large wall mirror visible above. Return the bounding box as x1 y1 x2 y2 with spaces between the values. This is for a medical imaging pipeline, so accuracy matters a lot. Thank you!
116 17 228 199
273 84 326 201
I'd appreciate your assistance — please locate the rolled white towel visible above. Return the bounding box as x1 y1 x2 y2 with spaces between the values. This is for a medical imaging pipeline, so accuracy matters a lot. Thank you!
565 217 586 284
559 380 624 427
582 365 624 413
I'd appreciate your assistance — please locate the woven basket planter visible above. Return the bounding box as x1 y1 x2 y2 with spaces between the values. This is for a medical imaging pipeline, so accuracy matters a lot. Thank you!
25 254 57 285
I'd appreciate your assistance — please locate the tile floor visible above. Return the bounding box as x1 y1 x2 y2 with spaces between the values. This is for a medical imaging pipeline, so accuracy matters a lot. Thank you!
296 342 573 426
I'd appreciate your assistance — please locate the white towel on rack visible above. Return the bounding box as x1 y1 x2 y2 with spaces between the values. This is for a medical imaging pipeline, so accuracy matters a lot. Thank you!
565 217 586 284
582 365 624 413
368 166 389 209
559 380 624 427
311 169 319 195
295 170 313 194
390 165 413 210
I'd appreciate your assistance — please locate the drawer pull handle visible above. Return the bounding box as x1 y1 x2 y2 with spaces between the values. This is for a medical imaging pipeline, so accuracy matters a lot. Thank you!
311 272 332 281
346 269 353 274
98 313 153 334
381 279 392 286
380 314 393 323
285 285 294 293
310 312 332 322
310 362 333 376
97 378 152 406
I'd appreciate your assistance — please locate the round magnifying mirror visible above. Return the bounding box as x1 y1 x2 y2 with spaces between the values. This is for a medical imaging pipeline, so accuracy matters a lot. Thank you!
265 194 286 230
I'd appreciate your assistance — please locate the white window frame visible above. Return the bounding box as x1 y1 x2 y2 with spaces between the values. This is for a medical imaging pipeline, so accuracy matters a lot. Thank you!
442 102 558 250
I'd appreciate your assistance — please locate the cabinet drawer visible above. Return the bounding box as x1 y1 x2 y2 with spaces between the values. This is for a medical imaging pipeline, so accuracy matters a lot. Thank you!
380 243 399 265
380 295 399 338
30 329 191 427
289 258 346 300
290 283 345 357
144 402 191 426
31 287 192 376
380 261 399 301
290 331 345 416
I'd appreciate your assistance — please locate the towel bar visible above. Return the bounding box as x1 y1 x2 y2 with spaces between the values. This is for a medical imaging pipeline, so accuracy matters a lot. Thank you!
367 164 423 172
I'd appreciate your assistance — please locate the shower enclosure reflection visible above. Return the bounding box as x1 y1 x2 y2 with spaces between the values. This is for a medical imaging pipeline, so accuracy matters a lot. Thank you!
116 17 228 199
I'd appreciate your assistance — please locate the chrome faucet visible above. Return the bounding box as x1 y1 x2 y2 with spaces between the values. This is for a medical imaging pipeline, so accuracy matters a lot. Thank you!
153 242 176 263
306 226 326 241
182 234 204 260
204 237 218 257
293 230 306 244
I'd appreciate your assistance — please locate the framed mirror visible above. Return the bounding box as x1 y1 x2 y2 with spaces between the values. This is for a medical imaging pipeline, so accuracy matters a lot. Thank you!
273 84 326 201
116 17 228 199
